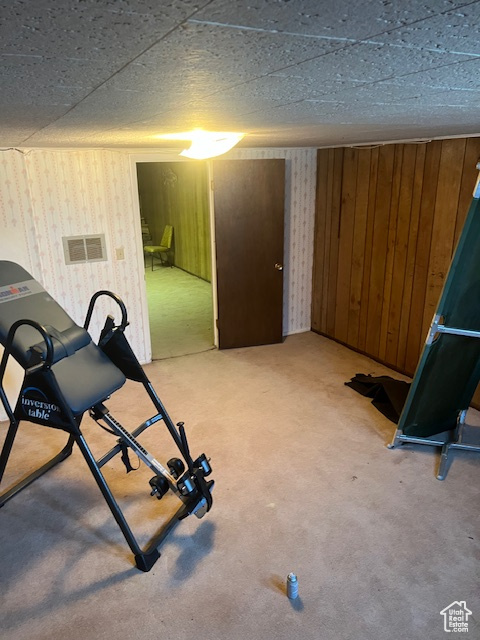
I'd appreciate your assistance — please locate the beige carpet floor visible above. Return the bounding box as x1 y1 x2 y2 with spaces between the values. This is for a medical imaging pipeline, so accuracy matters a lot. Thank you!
145 266 214 360
0 332 479 640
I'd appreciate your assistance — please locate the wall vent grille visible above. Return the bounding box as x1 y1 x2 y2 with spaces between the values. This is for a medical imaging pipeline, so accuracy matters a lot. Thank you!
62 234 107 265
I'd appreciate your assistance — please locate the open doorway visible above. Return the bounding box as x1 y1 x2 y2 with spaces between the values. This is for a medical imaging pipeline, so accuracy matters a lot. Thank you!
136 161 215 359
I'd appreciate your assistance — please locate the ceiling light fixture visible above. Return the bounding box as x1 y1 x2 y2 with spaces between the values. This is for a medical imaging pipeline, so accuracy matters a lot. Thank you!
155 129 245 160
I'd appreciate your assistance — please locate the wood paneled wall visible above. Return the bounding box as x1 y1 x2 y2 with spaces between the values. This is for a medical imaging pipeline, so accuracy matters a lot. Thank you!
136 162 212 281
312 137 480 379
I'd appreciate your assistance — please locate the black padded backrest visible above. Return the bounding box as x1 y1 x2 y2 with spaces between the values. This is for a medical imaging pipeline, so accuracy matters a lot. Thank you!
0 261 90 367
0 261 126 416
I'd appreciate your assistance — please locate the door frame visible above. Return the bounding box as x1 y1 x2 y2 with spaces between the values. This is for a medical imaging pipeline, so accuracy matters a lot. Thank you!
128 152 219 363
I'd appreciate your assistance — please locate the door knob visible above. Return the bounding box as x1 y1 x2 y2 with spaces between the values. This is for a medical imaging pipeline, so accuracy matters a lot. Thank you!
275 263 283 271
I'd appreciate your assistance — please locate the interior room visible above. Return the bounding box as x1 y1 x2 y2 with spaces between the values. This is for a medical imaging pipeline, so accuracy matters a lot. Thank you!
137 161 214 359
0 2 479 639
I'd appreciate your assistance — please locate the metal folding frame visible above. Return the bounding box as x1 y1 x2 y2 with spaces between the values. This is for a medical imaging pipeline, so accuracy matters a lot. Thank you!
388 167 480 479
0 288 213 571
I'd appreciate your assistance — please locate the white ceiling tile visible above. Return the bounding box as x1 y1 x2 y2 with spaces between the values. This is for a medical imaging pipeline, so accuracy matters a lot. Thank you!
0 0 208 58
364 4 480 56
289 41 478 84
191 0 471 39
385 57 480 89
0 0 479 147
138 21 347 73
0 54 107 93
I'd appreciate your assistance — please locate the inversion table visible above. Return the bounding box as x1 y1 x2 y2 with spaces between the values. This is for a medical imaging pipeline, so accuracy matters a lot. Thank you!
0 260 214 571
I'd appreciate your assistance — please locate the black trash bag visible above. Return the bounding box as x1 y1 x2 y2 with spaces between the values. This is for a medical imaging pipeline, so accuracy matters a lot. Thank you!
345 374 411 423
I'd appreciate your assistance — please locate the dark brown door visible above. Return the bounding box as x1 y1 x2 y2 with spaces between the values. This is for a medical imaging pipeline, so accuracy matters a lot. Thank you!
213 159 285 349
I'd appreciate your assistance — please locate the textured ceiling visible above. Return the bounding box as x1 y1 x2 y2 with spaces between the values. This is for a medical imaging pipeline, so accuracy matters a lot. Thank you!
1 0 480 149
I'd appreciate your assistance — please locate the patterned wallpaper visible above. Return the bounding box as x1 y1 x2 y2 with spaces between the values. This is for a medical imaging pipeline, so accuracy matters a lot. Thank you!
1 149 147 353
0 148 149 422
0 149 37 273
0 149 37 420
0 146 317 381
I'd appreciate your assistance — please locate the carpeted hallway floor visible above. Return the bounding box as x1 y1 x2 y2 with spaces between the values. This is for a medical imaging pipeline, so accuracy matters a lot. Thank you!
0 332 479 640
145 265 214 360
